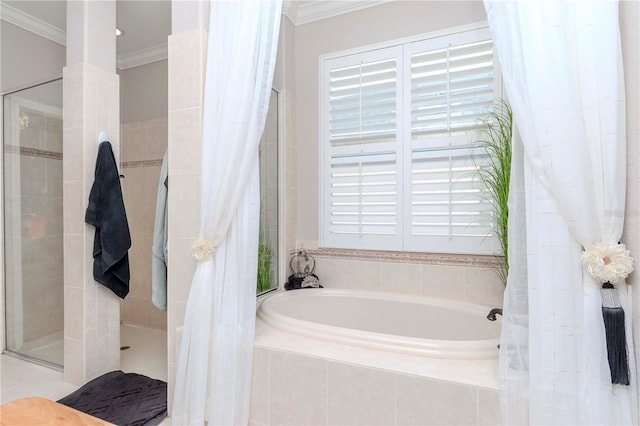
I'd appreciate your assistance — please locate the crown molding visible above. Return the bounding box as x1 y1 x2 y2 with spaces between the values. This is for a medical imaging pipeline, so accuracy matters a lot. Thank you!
295 0 394 25
0 2 66 46
281 1 298 24
0 3 166 71
117 44 168 70
2 1 394 67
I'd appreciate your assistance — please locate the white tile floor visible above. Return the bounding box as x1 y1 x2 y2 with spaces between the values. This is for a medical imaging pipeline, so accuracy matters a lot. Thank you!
120 324 168 382
1 324 171 424
17 331 64 366
0 355 78 404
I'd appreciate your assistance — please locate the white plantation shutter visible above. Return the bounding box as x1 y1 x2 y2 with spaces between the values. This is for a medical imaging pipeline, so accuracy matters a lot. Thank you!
406 146 496 253
322 47 402 249
410 32 494 138
321 26 499 254
329 152 398 239
329 58 398 144
405 28 497 253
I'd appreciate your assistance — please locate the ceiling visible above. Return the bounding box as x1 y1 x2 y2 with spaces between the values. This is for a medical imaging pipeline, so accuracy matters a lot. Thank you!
2 0 171 59
1 0 391 69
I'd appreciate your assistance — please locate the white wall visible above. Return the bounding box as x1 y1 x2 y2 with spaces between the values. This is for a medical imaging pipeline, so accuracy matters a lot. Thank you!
273 16 296 94
119 60 168 123
294 1 487 245
1 22 65 93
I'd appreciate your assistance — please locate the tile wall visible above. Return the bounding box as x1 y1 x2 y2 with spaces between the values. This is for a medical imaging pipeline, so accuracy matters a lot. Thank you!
309 251 505 308
120 117 168 330
63 62 121 386
166 28 207 412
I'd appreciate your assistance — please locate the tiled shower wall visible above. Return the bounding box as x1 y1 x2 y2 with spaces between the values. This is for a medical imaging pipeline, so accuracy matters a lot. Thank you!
120 117 168 330
4 110 64 345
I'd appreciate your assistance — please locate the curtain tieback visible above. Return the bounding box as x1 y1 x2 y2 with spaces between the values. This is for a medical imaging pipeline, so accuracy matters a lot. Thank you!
581 242 634 385
581 242 634 284
192 238 216 262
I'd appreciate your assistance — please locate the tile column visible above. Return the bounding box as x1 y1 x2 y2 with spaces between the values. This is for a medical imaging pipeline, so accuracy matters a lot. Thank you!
166 0 208 414
63 0 121 385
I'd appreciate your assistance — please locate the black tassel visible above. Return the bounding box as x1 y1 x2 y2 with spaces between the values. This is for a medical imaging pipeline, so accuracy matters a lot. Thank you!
601 282 629 385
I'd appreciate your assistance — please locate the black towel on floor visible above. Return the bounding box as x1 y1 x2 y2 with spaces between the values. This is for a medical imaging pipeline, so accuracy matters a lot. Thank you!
57 371 167 426
85 141 131 299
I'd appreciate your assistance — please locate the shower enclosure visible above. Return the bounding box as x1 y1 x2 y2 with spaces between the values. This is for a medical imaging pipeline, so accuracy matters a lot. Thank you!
2 78 64 367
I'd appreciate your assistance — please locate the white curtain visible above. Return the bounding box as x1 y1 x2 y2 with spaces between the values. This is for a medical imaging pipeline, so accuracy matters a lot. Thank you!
484 1 638 424
172 1 282 425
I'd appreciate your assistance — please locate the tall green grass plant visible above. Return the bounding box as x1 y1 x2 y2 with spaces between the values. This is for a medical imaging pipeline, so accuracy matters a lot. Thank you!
475 99 512 285
257 230 273 293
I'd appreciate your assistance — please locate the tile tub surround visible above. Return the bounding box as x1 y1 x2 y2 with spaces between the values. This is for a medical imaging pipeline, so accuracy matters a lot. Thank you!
307 249 505 308
250 319 501 425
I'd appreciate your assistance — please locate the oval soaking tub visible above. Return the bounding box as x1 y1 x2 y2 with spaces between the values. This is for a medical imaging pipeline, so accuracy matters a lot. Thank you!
257 288 501 359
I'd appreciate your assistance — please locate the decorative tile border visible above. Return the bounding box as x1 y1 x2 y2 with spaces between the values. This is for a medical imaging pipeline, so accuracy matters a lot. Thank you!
5 146 165 170
121 159 163 168
293 247 503 268
5 145 62 160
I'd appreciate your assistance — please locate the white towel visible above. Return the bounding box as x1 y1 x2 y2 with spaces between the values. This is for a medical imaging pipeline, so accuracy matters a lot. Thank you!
152 151 168 310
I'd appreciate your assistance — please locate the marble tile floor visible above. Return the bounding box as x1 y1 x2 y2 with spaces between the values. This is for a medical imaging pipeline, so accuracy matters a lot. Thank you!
1 324 171 425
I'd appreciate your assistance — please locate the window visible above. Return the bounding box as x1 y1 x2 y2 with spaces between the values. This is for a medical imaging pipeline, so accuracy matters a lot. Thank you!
320 26 500 254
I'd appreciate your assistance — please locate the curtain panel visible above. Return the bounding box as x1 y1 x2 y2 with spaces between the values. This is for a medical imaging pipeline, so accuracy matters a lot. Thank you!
172 1 282 424
484 1 638 424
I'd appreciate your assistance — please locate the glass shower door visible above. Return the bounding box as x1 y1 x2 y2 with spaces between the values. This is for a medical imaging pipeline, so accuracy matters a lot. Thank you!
3 78 64 367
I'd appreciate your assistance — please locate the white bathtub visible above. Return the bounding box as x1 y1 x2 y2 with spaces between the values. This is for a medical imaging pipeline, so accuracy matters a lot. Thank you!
257 288 501 359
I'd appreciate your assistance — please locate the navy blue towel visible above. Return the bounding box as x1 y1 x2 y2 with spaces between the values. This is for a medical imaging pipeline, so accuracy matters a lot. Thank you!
85 141 131 299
